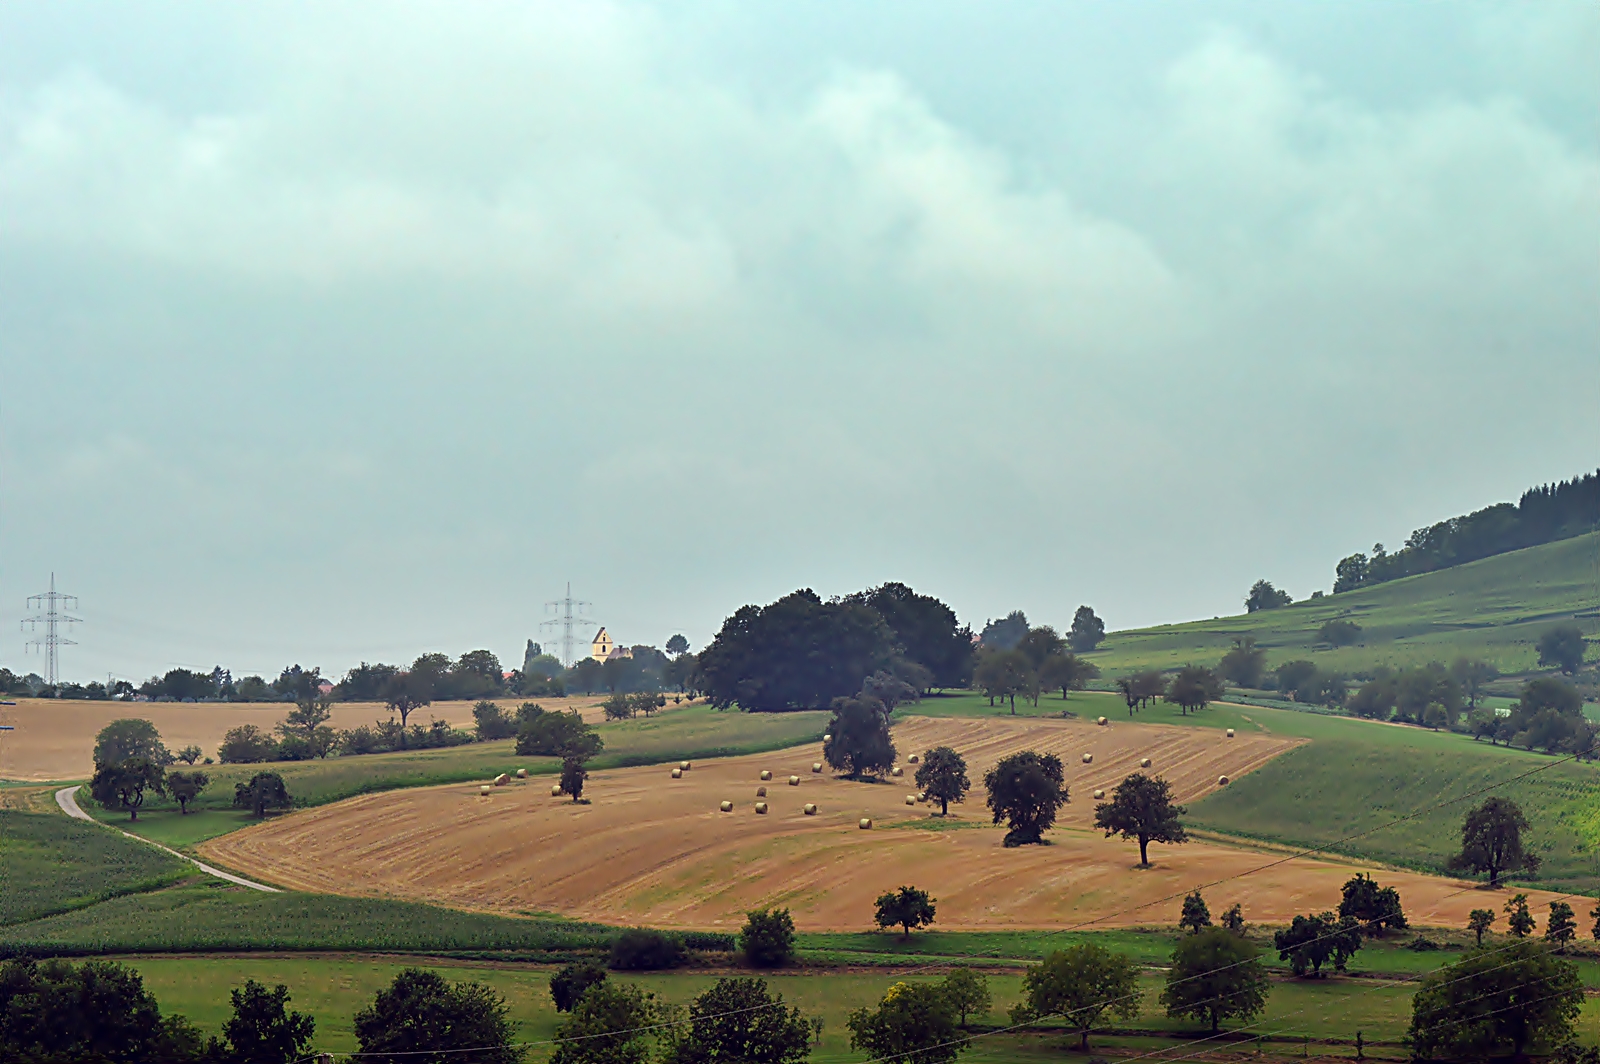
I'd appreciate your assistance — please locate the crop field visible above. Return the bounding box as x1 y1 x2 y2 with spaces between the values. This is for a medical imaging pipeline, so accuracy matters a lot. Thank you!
0 809 194 926
1084 530 1600 677
195 714 1565 932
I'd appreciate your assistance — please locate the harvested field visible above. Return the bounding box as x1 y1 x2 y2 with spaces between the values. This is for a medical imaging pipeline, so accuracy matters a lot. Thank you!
0 696 612 781
200 714 1556 930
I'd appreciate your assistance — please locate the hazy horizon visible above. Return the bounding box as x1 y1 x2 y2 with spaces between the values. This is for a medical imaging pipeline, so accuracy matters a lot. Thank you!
2 2 1595 683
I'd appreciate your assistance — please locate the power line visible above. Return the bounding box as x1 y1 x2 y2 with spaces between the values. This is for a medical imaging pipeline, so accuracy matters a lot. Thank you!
540 581 594 668
22 572 80 686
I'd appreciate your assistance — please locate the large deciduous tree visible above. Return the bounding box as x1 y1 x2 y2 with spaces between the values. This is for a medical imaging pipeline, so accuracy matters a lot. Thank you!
1447 797 1540 886
1338 873 1408 936
874 886 937 939
914 746 969 816
1012 943 1141 1052
233 772 292 818
1039 652 1099 700
89 757 166 822
1245 580 1292 612
846 582 975 690
972 649 1032 713
166 769 209 815
847 981 965 1064
698 590 896 711
355 969 520 1064
1164 665 1222 715
823 695 897 779
92 718 171 766
1162 928 1270 1034
1273 913 1363 976
984 751 1068 847
1067 605 1105 652
1537 624 1588 675
668 977 813 1064
1093 773 1188 867
1408 939 1582 1061
215 979 316 1064
1217 636 1267 688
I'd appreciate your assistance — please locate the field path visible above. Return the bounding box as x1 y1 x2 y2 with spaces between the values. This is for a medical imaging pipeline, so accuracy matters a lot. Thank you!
199 713 1563 930
56 785 281 893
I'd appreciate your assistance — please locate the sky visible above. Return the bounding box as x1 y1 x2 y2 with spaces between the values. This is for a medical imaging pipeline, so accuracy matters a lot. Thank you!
1 2 1596 683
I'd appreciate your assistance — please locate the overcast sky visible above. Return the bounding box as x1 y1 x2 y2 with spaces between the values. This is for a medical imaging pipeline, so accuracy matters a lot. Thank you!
1 2 1596 683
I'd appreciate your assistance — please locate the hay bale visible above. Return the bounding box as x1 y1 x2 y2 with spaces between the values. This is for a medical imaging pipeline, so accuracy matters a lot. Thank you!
788 775 800 786
756 786 768 797
1082 753 1093 764
1097 716 1108 726
515 768 528 779
1140 758 1151 768
671 767 683 779
493 773 510 787
1218 775 1230 785
551 784 563 797
908 754 920 763
680 761 692 771
755 801 768 814
812 762 823 773
479 785 492 796
859 818 872 829
760 770 772 781
720 800 734 812
804 803 817 815
823 733 833 743
905 795 916 805
1093 788 1105 800
1226 728 1235 738
891 767 903 777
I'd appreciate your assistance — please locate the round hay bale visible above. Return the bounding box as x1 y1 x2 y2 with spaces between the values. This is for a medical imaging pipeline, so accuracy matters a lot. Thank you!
858 818 873 829
1226 728 1235 738
1082 753 1093 764
803 803 817 815
917 791 927 802
493 773 510 786
905 795 916 805
812 762 823 773
1218 775 1230 785
680 761 692 771
908 754 920 763
891 767 903 777
720 800 733 812
788 775 800 786
823 733 832 743
760 770 772 781
756 786 768 797
755 801 768 814
1140 757 1151 768
1097 716 1108 726
479 785 492 796
550 784 563 797
1093 788 1105 799
515 768 528 779
671 767 683 779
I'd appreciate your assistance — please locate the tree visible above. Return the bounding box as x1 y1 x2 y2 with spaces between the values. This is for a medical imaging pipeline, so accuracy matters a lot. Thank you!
550 981 657 1064
846 980 966 1064
1546 901 1577 951
1338 873 1408 936
166 769 209 814
1447 797 1540 886
0 957 206 1063
281 697 333 743
669 977 812 1064
940 968 990 1030
1161 928 1269 1034
560 757 589 802
1067 605 1106 652
214 979 315 1064
1093 773 1189 867
978 610 1028 650
219 725 279 764
381 670 432 741
1318 618 1362 645
1273 912 1362 976
516 707 603 759
355 968 520 1064
914 746 969 816
1538 624 1587 675
233 772 292 818
609 929 685 971
93 718 171 766
698 590 896 711
1505 893 1536 938
602 692 634 721
1217 636 1267 688
822 694 896 779
549 961 607 1012
862 670 920 712
89 757 166 821
1012 943 1140 1052
1039 652 1099 700
1245 580 1292 612
1220 903 1246 935
176 744 202 765
875 886 937 939
1408 939 1583 1061
972 649 1033 713
1274 659 1317 696
665 633 690 657
1450 657 1500 709
1178 890 1211 934
1164 665 1222 715
984 751 1068 847
739 908 796 968
1015 625 1065 670
1468 908 1495 946
472 701 518 741
846 582 976 690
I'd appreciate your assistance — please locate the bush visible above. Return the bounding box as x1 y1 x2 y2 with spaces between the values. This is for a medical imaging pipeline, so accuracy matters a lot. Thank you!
1319 619 1362 646
609 928 685 971
739 909 796 968
355 968 519 1064
218 725 279 764
680 931 737 952
233 772 292 818
549 961 608 1012
472 701 518 741
517 707 603 759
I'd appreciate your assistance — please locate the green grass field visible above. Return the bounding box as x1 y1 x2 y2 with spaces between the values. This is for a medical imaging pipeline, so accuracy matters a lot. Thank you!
1085 530 1600 678
0 810 195 926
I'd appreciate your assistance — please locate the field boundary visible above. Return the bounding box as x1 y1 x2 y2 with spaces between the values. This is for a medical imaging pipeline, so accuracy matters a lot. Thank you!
55 786 281 893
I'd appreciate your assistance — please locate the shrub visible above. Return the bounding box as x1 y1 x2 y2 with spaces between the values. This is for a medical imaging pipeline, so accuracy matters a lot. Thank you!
549 961 608 1012
355 968 519 1064
680 931 737 952
472 701 518 741
233 772 292 818
1319 619 1362 646
609 928 685 971
218 725 279 764
739 909 796 968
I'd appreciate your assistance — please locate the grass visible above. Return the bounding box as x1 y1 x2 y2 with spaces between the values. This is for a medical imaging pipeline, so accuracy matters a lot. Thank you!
87 704 828 846
0 810 195 926
1084 530 1600 678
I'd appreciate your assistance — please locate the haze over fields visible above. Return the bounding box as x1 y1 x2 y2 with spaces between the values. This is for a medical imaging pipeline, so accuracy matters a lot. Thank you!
1 3 1595 681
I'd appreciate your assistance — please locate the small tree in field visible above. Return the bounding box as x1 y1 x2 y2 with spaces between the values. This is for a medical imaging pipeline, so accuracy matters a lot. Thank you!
823 695 896 779
549 961 607 1012
233 772 291 818
89 758 166 822
847 981 965 1064
1338 873 1408 936
1449 797 1540 886
1505 893 1535 938
740 908 796 968
984 751 1068 847
1163 928 1269 1034
166 769 208 814
357 969 519 1064
1093 773 1188 867
941 968 990 1030
1468 908 1495 946
1409 939 1582 1061
560 757 589 802
670 978 812 1064
1012 943 1141 1052
874 886 936 939
1178 890 1211 934
1546 902 1577 951
216 979 316 1064
1164 665 1223 715
914 747 969 816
